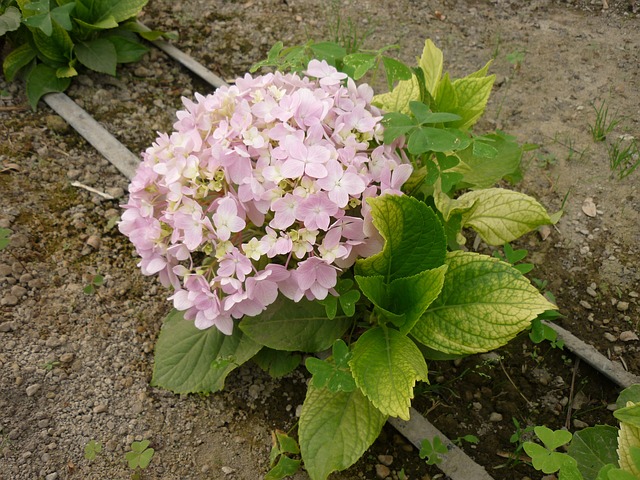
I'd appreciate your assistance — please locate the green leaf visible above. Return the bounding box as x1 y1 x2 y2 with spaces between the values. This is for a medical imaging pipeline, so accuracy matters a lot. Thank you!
0 6 21 36
456 132 524 189
309 42 346 64
26 63 71 110
265 456 301 480
343 52 377 80
356 266 447 333
74 15 119 30
419 436 448 465
448 70 496 129
412 251 556 355
338 289 360 317
524 441 577 475
151 309 261 394
107 35 148 63
372 75 420 115
299 384 387 480
56 64 77 77
84 440 102 461
355 194 446 281
381 112 415 144
381 55 412 90
417 39 443 97
536 426 573 451
456 188 552 246
32 21 74 62
407 127 470 154
409 101 461 125
615 404 640 428
252 348 301 378
125 440 154 469
349 327 428 419
0 228 11 250
618 386 640 409
23 13 52 36
3 43 37 82
75 38 117 75
239 296 351 352
91 0 148 24
305 341 356 393
50 2 75 30
567 426 619 480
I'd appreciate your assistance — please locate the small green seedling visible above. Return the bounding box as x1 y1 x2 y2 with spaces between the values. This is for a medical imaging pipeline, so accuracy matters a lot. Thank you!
84 440 102 461
419 435 449 465
83 274 104 295
305 339 356 393
506 49 526 71
125 440 154 470
588 100 621 142
608 138 640 179
0 228 11 250
453 434 480 447
523 426 580 476
493 243 534 275
42 360 61 371
265 430 301 480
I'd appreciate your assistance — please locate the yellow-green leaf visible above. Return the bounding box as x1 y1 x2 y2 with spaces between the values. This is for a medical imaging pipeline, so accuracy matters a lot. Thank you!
418 38 443 97
412 251 556 355
349 327 428 420
449 74 496 129
457 188 552 245
618 407 640 477
300 385 387 480
372 75 420 114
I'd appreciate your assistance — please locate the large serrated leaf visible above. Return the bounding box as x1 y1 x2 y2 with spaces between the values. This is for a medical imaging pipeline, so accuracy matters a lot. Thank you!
92 0 148 23
455 132 524 189
456 188 552 245
448 73 495 129
32 21 74 63
26 63 71 110
349 327 428 419
418 38 443 97
617 419 640 477
567 426 619 480
355 195 446 281
151 309 261 394
412 251 556 355
299 384 387 480
372 76 420 115
2 43 37 82
239 296 351 352
75 38 117 75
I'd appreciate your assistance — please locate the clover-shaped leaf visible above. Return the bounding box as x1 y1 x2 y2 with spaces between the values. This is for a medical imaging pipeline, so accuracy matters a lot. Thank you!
84 440 102 461
305 340 355 393
125 440 154 470
523 427 576 475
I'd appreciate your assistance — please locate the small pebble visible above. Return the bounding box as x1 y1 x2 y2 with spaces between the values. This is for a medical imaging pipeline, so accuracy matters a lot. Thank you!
579 300 592 310
617 301 630 312
377 454 393 466
11 285 27 297
573 419 589 429
221 466 235 474
1 294 18 306
86 235 102 249
604 332 617 342
0 321 16 332
489 412 503 422
586 287 597 297
59 353 74 363
93 404 108 414
375 464 391 479
26 384 41 397
45 114 69 134
619 331 638 342
45 472 58 480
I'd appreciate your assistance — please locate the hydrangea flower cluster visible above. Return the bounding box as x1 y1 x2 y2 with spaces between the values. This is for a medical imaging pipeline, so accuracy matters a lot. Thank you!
120 60 412 335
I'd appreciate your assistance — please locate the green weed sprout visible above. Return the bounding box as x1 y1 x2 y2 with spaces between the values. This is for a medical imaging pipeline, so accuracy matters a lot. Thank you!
83 274 104 295
84 440 102 461
588 100 621 142
125 440 154 470
419 436 449 465
608 138 640 179
0 228 11 250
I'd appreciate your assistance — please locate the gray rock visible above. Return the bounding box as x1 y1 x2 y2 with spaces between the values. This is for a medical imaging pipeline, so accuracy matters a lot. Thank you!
1 294 18 306
26 384 41 397
489 412 503 422
0 321 16 332
617 301 630 312
10 285 27 298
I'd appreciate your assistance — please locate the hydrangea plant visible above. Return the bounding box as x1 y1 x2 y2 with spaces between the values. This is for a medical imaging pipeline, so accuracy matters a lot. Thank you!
120 39 558 479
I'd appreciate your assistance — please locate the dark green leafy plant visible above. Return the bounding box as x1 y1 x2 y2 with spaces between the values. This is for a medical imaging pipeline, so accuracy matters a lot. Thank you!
1 0 173 109
266 430 302 480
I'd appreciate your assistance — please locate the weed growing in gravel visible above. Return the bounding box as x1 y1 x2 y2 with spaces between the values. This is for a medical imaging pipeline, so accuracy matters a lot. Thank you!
0 227 10 250
419 436 448 465
608 137 640 179
125 440 154 473
265 430 301 480
83 274 104 295
84 440 102 461
588 100 621 142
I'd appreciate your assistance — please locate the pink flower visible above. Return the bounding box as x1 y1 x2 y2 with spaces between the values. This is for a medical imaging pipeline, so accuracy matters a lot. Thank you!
212 197 246 241
316 160 367 208
297 192 339 231
294 257 338 300
280 137 331 179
